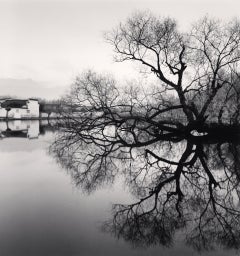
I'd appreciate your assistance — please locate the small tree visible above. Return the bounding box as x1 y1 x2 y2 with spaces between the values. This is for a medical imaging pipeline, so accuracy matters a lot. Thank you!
5 107 11 120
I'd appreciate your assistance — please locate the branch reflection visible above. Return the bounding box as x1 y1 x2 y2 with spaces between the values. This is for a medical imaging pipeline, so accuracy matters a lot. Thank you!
50 127 240 251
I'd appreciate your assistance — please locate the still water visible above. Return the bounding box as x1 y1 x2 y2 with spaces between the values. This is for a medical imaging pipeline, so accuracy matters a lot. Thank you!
0 120 238 256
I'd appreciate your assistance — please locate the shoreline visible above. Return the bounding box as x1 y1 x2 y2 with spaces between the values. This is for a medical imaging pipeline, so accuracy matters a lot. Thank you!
0 117 61 121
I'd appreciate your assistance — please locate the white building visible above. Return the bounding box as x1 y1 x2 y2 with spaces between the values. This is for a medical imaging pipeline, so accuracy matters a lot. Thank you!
0 99 40 119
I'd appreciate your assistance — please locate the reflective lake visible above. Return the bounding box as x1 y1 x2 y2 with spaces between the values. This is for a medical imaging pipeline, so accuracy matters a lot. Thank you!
0 120 238 256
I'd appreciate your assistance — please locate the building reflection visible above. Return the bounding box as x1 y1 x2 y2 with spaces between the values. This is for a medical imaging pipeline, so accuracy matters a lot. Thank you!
0 120 57 139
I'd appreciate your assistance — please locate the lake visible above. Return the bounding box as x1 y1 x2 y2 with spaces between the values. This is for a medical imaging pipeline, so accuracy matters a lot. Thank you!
0 120 238 256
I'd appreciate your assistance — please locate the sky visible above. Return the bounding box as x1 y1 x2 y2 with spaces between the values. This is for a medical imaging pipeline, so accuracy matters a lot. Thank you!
0 0 240 99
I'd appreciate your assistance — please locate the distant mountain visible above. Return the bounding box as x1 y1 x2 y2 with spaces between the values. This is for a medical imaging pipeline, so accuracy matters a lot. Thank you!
0 78 68 100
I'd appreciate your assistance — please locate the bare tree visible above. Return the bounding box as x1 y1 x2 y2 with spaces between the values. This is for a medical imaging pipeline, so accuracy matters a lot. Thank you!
60 13 240 145
53 12 240 252
106 13 240 126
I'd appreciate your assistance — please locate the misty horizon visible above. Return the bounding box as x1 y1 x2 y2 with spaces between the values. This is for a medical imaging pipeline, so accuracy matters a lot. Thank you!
1 0 240 100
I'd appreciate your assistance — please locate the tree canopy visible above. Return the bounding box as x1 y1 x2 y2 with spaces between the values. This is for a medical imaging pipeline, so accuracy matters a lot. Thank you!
106 13 240 124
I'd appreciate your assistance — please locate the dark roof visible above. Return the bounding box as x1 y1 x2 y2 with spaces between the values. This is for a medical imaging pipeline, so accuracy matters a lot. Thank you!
1 99 27 108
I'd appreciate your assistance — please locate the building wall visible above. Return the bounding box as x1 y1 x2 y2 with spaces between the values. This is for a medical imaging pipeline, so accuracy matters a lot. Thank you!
8 108 27 119
0 108 6 118
27 100 39 118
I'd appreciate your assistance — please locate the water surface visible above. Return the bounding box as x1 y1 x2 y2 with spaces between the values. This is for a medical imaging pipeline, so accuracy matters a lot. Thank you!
0 120 237 256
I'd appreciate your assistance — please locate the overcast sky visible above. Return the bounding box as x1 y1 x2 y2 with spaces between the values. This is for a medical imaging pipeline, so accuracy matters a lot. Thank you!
0 0 239 99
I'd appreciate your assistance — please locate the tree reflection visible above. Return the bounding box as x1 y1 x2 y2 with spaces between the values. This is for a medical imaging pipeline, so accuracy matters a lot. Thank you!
50 127 240 251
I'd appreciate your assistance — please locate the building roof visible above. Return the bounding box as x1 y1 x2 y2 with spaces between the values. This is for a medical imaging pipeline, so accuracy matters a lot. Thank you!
1 99 28 108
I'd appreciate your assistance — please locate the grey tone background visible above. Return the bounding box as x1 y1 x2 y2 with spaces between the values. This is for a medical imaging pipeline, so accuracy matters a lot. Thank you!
0 0 239 99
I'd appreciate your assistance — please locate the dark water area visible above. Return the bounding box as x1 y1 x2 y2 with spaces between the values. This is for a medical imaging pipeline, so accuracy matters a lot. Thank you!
0 120 239 256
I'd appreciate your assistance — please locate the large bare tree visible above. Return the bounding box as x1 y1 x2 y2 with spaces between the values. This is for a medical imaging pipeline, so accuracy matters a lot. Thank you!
53 12 240 251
